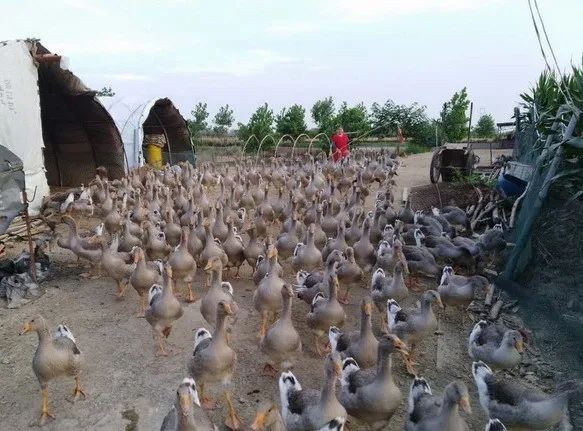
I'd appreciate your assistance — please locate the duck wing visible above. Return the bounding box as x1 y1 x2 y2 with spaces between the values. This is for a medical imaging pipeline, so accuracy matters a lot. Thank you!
409 392 442 424
287 388 320 415
53 335 81 355
347 368 376 394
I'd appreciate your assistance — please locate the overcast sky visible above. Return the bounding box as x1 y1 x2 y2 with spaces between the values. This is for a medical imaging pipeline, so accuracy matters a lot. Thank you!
4 0 582 126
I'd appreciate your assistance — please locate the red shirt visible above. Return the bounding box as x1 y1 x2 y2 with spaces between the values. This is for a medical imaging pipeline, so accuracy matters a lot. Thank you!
332 133 349 151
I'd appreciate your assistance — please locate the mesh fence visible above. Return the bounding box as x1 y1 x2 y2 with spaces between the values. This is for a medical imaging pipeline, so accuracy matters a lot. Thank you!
503 116 583 427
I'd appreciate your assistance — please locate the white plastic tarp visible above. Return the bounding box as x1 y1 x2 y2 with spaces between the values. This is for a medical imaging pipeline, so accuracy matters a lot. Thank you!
0 40 50 214
99 97 156 169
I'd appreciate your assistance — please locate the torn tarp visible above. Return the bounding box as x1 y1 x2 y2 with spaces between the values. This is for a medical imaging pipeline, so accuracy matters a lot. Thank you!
0 145 25 234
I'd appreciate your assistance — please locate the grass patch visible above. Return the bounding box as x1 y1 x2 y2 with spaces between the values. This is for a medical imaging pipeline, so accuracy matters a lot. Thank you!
404 142 432 154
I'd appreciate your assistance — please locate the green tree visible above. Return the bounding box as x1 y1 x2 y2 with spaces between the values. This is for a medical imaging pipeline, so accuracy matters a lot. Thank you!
213 104 235 146
188 102 210 142
440 87 470 141
473 114 496 138
371 100 428 138
276 104 307 137
335 102 371 138
311 97 336 135
96 86 115 97
237 103 275 153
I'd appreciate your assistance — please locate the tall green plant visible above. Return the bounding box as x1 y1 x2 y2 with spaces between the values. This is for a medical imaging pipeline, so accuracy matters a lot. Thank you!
474 114 496 138
188 102 210 144
237 103 275 153
440 87 470 141
335 102 371 139
276 104 307 137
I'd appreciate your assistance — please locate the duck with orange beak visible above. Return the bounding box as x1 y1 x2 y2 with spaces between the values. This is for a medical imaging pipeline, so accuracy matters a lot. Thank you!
160 377 217 431
20 315 85 426
468 320 524 370
250 400 285 430
405 377 471 430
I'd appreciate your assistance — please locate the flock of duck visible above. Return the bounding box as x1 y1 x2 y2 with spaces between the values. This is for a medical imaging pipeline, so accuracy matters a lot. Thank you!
21 150 581 430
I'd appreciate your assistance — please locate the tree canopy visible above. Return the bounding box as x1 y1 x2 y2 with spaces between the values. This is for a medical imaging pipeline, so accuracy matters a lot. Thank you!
440 87 470 141
474 114 496 138
213 104 235 135
311 97 335 135
335 102 371 137
275 104 307 137
188 102 210 137
237 103 275 152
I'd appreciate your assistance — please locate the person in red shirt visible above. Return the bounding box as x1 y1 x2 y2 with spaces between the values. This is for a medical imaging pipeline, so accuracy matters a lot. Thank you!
331 127 350 162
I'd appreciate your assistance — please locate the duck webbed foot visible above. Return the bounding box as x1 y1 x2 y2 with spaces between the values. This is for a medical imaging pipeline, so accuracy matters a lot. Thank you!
339 287 351 305
37 388 55 426
224 391 242 430
261 363 278 378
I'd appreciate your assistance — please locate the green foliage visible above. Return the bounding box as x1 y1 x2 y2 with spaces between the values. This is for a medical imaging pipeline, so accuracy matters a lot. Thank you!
237 103 275 153
96 86 115 97
276 104 307 137
311 97 336 134
213 104 235 135
188 102 210 142
440 87 470 141
520 64 583 135
473 114 496 138
404 141 432 154
335 102 371 139
370 100 428 137
411 120 443 147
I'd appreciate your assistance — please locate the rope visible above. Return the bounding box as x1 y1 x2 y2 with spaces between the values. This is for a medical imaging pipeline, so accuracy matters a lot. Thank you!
528 0 578 113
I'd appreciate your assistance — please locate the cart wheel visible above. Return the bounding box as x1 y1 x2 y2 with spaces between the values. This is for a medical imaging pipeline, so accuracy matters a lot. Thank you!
430 150 442 183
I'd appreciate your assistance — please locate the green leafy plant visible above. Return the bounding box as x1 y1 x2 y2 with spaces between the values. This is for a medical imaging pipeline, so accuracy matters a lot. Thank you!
213 104 234 135
440 87 470 141
237 103 275 153
311 97 336 135
473 114 496 138
335 102 371 142
276 104 307 137
96 86 115 97
188 102 210 144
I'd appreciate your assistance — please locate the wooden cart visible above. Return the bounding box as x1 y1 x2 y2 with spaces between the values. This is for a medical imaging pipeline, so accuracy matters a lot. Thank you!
429 145 480 183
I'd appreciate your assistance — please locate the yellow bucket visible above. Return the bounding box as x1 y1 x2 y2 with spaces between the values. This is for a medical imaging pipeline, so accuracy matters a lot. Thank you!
145 144 163 169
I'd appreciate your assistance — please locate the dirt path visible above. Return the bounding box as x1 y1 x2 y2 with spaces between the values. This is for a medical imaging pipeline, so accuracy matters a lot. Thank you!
0 156 493 430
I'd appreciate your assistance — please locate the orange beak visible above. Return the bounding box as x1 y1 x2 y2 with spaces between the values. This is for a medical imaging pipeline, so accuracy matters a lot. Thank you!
459 395 472 414
179 394 192 416
250 411 266 430
364 303 373 316
515 338 524 353
20 322 32 335
204 261 213 271
391 335 409 354
436 297 445 309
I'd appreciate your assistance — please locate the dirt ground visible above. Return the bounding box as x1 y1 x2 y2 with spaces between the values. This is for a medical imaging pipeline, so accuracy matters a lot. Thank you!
1 151 509 430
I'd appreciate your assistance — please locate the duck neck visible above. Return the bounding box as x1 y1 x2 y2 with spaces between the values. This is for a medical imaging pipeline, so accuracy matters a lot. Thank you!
360 311 372 338
36 326 51 346
210 268 223 289
377 349 394 380
280 294 292 322
215 311 228 342
307 231 315 247
440 395 460 421
320 369 338 404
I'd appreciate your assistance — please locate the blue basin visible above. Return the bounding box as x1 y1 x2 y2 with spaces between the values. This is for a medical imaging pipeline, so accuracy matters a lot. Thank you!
498 174 527 197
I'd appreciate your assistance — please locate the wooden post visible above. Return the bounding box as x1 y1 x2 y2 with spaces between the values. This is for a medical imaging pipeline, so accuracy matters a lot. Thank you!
22 190 37 284
467 102 473 142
